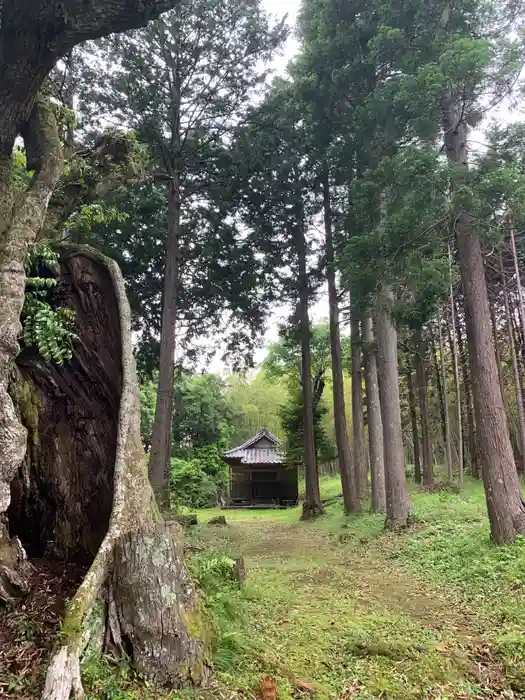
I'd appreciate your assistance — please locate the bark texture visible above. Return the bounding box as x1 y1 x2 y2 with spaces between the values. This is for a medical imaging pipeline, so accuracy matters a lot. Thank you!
0 96 63 601
322 175 359 514
414 332 434 486
23 248 208 699
406 366 422 485
362 317 385 512
149 180 181 506
443 95 525 543
376 286 411 529
296 223 323 520
351 315 368 501
112 522 208 687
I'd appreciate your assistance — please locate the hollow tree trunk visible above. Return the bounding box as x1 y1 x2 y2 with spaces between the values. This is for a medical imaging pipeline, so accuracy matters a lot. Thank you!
362 317 386 511
295 221 323 520
28 248 208 700
322 173 359 513
443 94 525 543
351 312 368 502
406 365 422 484
149 177 181 507
414 330 434 486
376 285 411 529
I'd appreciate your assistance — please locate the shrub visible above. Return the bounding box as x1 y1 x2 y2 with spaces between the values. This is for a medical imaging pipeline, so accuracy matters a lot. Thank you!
170 458 218 508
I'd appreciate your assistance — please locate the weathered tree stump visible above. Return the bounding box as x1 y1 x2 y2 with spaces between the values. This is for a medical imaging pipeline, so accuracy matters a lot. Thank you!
169 514 198 526
207 515 227 526
111 521 210 687
233 556 246 585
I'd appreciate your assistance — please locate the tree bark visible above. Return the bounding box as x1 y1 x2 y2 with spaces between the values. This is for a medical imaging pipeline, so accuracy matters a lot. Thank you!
443 94 525 543
376 285 411 529
322 173 359 514
149 178 181 506
455 296 480 477
33 248 208 700
362 317 386 511
430 328 448 455
0 96 63 601
414 330 434 486
406 365 422 485
437 308 453 483
351 312 368 502
295 221 323 520
448 254 464 487
502 252 525 470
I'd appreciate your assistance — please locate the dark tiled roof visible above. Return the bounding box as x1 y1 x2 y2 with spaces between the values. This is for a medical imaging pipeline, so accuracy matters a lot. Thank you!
224 428 282 465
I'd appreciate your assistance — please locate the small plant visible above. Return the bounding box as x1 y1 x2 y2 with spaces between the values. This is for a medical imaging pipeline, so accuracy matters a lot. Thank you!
21 244 79 364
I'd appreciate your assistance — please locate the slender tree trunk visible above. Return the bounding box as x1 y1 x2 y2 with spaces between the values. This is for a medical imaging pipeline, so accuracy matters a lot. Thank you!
511 226 525 346
351 311 368 501
406 364 422 485
362 317 386 511
437 308 453 482
502 252 525 472
376 284 411 529
323 173 359 513
448 260 464 487
443 94 525 543
414 330 434 486
455 297 480 477
296 220 323 520
149 177 181 507
489 290 507 405
430 329 447 456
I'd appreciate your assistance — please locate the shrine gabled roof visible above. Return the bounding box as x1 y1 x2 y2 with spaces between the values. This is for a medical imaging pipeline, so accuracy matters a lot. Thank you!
223 428 282 465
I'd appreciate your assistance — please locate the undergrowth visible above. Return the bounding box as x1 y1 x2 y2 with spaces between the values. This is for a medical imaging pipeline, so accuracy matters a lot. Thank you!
82 476 525 699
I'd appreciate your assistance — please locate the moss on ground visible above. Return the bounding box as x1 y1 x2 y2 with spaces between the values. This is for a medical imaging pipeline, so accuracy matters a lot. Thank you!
82 476 525 699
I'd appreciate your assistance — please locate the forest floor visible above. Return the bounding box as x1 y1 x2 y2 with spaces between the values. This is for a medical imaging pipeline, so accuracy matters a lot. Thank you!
7 477 525 700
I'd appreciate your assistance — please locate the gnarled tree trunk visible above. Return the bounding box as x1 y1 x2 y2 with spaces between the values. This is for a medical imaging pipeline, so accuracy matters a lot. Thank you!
9 248 209 700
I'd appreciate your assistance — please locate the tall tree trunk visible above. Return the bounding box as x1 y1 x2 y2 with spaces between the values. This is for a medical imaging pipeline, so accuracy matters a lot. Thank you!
437 308 453 483
149 178 181 507
511 226 525 347
489 289 507 405
406 364 422 485
455 296 480 477
502 252 525 472
376 285 411 529
443 94 525 543
363 317 386 511
296 221 323 520
414 331 434 486
448 253 464 487
351 311 368 501
430 329 448 456
322 173 359 513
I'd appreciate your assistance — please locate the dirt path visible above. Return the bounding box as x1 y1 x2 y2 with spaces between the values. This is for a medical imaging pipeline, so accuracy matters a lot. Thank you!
224 519 515 700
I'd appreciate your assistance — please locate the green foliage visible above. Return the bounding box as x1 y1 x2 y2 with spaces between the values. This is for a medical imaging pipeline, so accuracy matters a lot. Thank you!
280 387 335 467
170 458 218 509
21 245 78 364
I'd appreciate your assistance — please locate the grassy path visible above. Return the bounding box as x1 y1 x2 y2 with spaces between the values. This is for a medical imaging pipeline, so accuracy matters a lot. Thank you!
202 495 521 700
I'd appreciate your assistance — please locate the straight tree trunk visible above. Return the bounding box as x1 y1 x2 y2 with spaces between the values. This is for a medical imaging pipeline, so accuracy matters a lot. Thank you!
443 93 525 543
351 311 368 501
149 177 181 507
363 317 386 511
502 252 525 470
511 226 525 347
406 365 422 485
448 262 464 487
455 296 480 477
430 329 448 455
437 308 453 482
376 284 411 529
296 220 323 520
489 290 507 405
322 173 359 513
414 330 434 486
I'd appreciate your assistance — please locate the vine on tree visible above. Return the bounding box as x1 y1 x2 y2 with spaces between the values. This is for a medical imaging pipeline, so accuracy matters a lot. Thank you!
21 244 78 364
